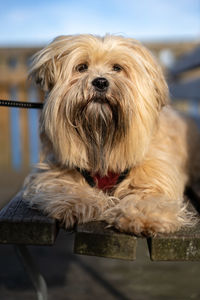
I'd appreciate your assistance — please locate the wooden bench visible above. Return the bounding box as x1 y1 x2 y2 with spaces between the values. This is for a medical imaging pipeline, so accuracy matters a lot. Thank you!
0 188 200 300
1 46 200 300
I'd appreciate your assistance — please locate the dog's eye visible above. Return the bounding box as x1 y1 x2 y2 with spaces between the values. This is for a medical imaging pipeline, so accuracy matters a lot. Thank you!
76 63 88 73
113 64 122 72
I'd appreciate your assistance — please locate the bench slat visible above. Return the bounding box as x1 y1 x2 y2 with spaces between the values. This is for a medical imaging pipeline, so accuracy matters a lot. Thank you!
74 221 137 260
148 192 200 261
0 192 58 245
169 78 200 100
170 46 200 75
148 223 200 261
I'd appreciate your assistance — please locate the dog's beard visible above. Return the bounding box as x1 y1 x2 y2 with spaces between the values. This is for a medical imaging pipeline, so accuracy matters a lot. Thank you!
69 95 127 175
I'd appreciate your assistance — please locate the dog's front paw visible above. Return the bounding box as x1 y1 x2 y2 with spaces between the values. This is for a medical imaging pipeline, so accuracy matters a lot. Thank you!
102 196 183 236
54 197 117 229
112 211 181 236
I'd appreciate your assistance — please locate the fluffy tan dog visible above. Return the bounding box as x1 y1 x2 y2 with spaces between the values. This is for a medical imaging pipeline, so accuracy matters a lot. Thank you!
23 34 200 236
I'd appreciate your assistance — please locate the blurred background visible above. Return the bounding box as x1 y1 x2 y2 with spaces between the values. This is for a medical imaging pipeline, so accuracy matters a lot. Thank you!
0 1 200 299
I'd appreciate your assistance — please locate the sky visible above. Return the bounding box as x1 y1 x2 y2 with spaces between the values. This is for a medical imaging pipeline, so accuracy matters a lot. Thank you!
0 0 199 46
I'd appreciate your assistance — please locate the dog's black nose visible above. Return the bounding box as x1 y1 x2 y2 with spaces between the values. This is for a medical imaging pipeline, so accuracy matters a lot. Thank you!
92 77 109 91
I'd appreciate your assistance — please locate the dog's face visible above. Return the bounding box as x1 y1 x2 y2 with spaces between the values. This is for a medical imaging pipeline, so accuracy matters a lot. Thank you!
31 34 168 174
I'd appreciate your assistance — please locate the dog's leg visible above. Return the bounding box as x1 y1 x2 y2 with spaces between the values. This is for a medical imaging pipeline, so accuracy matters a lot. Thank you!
23 164 118 228
102 162 196 236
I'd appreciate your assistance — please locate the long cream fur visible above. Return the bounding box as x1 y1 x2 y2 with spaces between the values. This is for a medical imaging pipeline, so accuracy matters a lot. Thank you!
23 34 200 236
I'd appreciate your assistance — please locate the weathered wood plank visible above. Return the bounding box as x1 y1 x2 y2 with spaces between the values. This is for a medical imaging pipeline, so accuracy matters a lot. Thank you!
170 46 200 76
148 192 200 261
18 83 30 168
148 223 200 261
74 221 137 260
169 78 200 100
0 85 12 169
0 192 58 245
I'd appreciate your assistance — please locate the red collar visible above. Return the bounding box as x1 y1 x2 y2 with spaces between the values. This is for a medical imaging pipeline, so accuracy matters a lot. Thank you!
77 168 129 192
93 172 121 192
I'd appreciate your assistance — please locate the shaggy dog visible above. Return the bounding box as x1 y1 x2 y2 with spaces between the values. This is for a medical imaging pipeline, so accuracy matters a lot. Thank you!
23 34 200 236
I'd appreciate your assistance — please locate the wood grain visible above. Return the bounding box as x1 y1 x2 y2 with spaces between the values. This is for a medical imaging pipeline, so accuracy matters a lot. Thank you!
0 192 58 245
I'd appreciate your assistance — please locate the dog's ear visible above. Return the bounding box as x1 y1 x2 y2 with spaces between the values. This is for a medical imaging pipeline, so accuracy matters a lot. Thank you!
150 74 168 111
29 36 72 92
151 61 169 110
29 49 56 92
145 51 169 110
141 47 169 110
29 58 55 92
128 39 169 110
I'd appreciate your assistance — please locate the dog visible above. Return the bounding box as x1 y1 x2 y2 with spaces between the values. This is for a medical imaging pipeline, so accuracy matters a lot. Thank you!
23 34 200 236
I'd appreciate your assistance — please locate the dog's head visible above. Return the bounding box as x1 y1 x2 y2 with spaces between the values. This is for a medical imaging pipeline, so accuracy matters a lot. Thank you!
30 34 168 174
